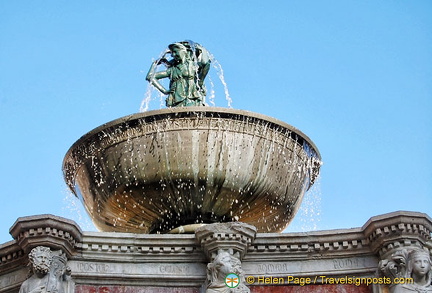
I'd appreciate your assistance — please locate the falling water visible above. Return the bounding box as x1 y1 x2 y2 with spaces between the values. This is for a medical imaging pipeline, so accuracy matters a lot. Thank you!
139 84 153 113
207 76 216 107
210 57 232 107
284 176 322 232
64 106 321 233
62 189 97 232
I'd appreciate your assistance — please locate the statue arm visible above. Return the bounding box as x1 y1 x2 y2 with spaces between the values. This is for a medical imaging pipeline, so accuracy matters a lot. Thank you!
198 63 210 86
146 61 170 95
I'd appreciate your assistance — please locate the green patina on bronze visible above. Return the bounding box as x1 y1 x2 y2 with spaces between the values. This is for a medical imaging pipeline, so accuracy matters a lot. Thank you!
146 40 211 107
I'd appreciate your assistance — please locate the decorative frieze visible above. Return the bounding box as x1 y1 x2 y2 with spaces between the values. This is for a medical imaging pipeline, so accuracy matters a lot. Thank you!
0 242 24 268
0 211 431 293
246 229 370 262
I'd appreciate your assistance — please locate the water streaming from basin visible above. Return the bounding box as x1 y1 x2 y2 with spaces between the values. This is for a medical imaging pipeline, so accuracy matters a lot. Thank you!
140 45 232 112
63 107 321 234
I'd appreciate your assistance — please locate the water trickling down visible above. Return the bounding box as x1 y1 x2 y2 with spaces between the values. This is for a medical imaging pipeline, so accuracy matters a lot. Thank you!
63 108 321 234
140 45 232 112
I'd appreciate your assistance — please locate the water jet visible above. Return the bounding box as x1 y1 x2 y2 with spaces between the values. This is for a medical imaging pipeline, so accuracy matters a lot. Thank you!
1 41 430 293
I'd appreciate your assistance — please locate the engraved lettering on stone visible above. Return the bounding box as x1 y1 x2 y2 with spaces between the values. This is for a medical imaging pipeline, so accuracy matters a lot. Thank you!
257 263 289 274
77 262 110 273
159 264 190 274
333 258 365 270
0 274 19 287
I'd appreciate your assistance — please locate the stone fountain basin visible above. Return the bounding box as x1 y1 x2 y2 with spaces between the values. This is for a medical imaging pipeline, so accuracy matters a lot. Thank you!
63 107 321 233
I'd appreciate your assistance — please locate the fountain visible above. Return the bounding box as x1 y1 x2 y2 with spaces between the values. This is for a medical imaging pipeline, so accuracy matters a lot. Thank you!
1 41 430 293
62 40 321 235
62 107 321 234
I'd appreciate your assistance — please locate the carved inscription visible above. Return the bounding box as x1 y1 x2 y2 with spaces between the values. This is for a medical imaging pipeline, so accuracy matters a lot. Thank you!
159 264 191 274
65 113 311 186
257 263 289 274
254 257 372 275
0 273 21 288
333 258 366 270
77 262 110 273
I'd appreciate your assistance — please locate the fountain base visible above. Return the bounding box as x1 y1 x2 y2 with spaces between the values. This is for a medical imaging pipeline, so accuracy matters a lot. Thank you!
1 211 431 293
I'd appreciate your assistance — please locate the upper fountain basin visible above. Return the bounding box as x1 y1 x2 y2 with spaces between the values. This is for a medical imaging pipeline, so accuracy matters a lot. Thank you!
63 107 321 233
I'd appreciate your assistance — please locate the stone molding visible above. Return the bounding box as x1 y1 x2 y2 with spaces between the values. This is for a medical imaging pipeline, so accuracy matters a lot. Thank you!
195 222 257 293
362 211 432 259
0 241 25 272
79 232 205 263
246 228 370 261
195 222 257 261
9 214 83 258
1 211 431 291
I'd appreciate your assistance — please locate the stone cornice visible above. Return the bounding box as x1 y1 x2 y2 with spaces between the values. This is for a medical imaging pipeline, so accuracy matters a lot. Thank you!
0 241 25 272
2 211 430 263
362 211 432 258
195 222 257 260
79 232 204 262
246 228 371 261
1 211 431 290
9 214 83 258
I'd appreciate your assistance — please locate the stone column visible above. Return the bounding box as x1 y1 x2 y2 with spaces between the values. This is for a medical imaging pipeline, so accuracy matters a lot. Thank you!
195 222 257 293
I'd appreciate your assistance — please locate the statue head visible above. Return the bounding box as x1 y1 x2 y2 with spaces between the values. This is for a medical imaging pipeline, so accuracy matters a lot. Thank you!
28 246 52 276
208 250 242 285
168 43 189 63
407 249 432 283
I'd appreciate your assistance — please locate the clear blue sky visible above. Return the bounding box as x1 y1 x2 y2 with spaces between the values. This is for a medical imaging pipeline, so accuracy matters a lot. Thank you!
0 1 431 244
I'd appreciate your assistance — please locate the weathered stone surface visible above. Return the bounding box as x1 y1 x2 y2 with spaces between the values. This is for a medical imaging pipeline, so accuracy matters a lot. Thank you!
76 284 372 293
379 248 432 293
0 212 430 293
196 222 257 260
63 107 321 234
9 214 82 258
195 223 257 292
18 246 74 293
363 211 432 258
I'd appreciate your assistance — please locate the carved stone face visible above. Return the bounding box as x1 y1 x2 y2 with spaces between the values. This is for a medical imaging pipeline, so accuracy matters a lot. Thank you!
412 255 431 277
32 251 51 274
218 254 234 276
216 253 242 278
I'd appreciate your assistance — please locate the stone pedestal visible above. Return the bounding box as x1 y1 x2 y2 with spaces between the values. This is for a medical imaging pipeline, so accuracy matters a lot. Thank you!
1 211 430 293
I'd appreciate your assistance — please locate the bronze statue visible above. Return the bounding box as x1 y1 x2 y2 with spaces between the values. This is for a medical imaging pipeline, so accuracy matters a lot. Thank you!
146 40 211 107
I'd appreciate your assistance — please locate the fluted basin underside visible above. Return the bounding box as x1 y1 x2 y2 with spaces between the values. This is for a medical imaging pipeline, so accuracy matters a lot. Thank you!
63 107 321 233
